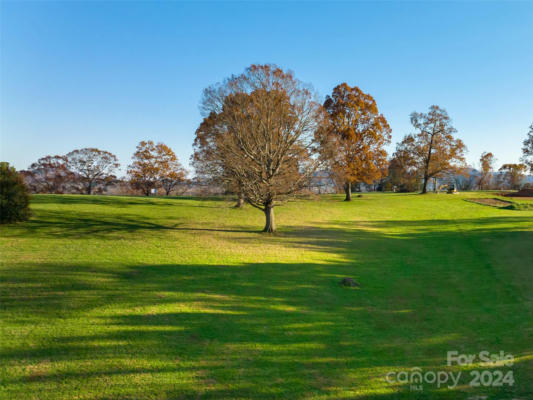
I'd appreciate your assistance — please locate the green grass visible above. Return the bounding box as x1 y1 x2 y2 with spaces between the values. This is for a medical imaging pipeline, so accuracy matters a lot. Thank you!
1 192 532 399
501 198 533 211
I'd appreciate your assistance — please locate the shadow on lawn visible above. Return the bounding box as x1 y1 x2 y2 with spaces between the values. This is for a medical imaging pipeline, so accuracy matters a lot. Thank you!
2 259 532 398
3 210 255 238
31 194 232 207
2 214 533 398
31 194 175 207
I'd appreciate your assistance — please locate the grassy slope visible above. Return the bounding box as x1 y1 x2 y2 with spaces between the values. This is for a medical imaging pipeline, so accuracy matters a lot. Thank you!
0 193 532 399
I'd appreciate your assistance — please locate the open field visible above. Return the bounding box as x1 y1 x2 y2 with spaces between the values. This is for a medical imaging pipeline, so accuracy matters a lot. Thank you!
1 193 532 399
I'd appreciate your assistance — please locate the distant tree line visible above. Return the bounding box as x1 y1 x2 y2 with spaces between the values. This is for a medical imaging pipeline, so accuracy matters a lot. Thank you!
19 144 188 196
5 64 532 229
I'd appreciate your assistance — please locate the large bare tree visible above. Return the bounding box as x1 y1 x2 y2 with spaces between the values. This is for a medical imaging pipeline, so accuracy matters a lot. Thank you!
66 148 120 194
193 64 326 232
320 83 391 201
193 112 247 207
22 155 74 194
396 105 466 194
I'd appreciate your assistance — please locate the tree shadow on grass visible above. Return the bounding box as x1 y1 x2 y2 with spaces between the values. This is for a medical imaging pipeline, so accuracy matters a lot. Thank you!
0 236 531 399
31 194 233 208
31 194 177 207
21 210 178 237
2 214 533 398
2 210 256 239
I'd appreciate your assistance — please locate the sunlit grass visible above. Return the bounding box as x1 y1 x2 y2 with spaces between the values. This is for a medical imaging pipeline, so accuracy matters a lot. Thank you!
1 193 532 399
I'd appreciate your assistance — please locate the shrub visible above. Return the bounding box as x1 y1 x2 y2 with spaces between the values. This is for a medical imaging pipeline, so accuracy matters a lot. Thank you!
0 162 31 224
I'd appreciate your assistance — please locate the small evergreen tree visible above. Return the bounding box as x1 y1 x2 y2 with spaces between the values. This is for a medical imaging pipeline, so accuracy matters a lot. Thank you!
0 162 31 224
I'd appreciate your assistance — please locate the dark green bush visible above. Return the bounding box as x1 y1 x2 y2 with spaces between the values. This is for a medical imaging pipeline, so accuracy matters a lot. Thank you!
0 162 31 224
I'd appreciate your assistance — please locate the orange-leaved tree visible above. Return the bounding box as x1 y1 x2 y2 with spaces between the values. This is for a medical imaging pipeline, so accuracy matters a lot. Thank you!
157 143 187 196
128 141 160 196
320 83 391 201
128 141 185 196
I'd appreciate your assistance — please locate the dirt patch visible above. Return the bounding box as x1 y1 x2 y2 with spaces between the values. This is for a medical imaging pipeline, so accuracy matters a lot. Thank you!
468 198 513 208
503 188 533 197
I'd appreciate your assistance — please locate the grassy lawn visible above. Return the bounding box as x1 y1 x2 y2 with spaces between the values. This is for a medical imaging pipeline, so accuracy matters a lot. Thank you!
1 193 532 399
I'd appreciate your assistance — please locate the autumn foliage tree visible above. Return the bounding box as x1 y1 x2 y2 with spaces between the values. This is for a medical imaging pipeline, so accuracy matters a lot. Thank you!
128 141 185 196
66 148 120 194
158 145 187 196
395 105 466 194
320 83 391 201
478 152 496 190
128 141 160 196
521 123 533 173
193 64 326 232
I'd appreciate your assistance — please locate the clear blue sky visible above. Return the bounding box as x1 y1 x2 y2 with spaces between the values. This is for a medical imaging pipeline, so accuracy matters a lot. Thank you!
1 1 532 175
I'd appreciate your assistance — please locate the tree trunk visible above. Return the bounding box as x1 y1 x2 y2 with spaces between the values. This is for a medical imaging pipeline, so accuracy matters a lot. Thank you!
422 132 435 195
344 182 352 201
87 184 92 195
235 192 244 208
421 175 428 194
263 204 276 233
